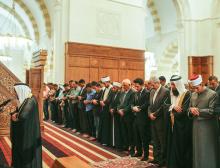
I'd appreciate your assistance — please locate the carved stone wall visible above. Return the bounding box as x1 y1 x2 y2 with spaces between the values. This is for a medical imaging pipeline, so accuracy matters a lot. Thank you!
0 62 20 136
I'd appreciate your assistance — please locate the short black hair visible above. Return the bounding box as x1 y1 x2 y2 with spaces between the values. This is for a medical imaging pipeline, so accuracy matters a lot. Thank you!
133 78 144 85
159 76 166 81
63 83 69 87
79 79 85 84
69 80 73 83
208 75 218 81
96 83 101 87
86 83 92 88
91 81 98 86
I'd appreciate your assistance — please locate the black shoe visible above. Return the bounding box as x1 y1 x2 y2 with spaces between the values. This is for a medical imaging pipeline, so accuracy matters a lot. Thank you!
131 153 142 157
140 156 148 161
148 160 159 164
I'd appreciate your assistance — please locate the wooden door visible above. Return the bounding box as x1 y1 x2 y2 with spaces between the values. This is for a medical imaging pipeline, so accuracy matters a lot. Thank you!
26 68 44 129
188 56 213 84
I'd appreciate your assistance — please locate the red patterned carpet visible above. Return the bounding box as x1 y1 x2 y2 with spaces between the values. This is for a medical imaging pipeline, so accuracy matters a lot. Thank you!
0 122 155 168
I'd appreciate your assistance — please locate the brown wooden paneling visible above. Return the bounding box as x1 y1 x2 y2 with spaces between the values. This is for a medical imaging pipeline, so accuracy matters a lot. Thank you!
69 56 90 67
68 67 90 82
65 42 145 82
90 68 99 81
100 59 119 69
188 56 213 84
99 68 119 82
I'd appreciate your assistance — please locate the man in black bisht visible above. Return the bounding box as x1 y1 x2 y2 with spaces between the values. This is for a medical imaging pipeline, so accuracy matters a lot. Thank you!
11 83 42 168
98 76 112 145
131 78 151 161
167 75 192 168
109 82 123 149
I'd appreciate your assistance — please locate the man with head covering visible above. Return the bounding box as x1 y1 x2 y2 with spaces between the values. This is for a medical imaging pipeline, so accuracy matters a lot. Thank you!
11 83 42 168
188 74 219 168
166 75 192 168
109 82 123 148
98 76 113 145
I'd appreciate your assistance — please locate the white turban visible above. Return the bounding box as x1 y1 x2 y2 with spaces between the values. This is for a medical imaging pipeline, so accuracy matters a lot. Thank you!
113 82 122 88
14 83 32 105
188 74 202 86
101 76 110 83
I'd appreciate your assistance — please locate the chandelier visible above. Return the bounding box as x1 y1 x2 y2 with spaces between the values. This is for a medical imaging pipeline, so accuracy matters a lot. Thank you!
0 0 32 61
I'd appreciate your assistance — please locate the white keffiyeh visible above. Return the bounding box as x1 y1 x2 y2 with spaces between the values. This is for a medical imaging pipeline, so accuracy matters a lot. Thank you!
14 84 32 105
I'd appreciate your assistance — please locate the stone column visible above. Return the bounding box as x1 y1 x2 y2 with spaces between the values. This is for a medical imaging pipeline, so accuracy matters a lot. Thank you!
53 0 64 84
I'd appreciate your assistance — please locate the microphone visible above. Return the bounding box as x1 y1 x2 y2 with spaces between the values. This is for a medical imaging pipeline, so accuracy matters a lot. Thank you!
0 99 12 112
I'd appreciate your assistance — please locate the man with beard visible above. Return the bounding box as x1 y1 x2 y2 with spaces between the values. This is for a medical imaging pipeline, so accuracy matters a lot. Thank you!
167 75 192 168
131 78 150 161
11 83 42 168
189 74 219 168
98 76 112 145
109 82 123 148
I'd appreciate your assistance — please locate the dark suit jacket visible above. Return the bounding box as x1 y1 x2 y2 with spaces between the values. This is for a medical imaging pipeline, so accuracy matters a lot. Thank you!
132 88 150 123
78 86 87 109
214 85 220 115
92 90 103 116
109 91 122 112
118 89 135 118
148 86 170 118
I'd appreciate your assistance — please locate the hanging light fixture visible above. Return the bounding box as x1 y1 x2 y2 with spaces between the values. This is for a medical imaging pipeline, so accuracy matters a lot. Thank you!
0 0 32 61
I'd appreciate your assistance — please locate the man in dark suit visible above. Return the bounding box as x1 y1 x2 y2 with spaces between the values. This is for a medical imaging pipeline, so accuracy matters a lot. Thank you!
148 76 170 167
77 79 87 136
131 78 151 161
91 82 103 139
117 79 135 155
208 76 220 136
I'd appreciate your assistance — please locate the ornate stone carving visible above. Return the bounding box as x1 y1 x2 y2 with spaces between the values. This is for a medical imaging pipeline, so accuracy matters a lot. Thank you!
0 62 19 136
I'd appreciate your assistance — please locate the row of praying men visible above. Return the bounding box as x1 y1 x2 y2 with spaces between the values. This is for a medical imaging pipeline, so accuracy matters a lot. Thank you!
42 74 220 168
